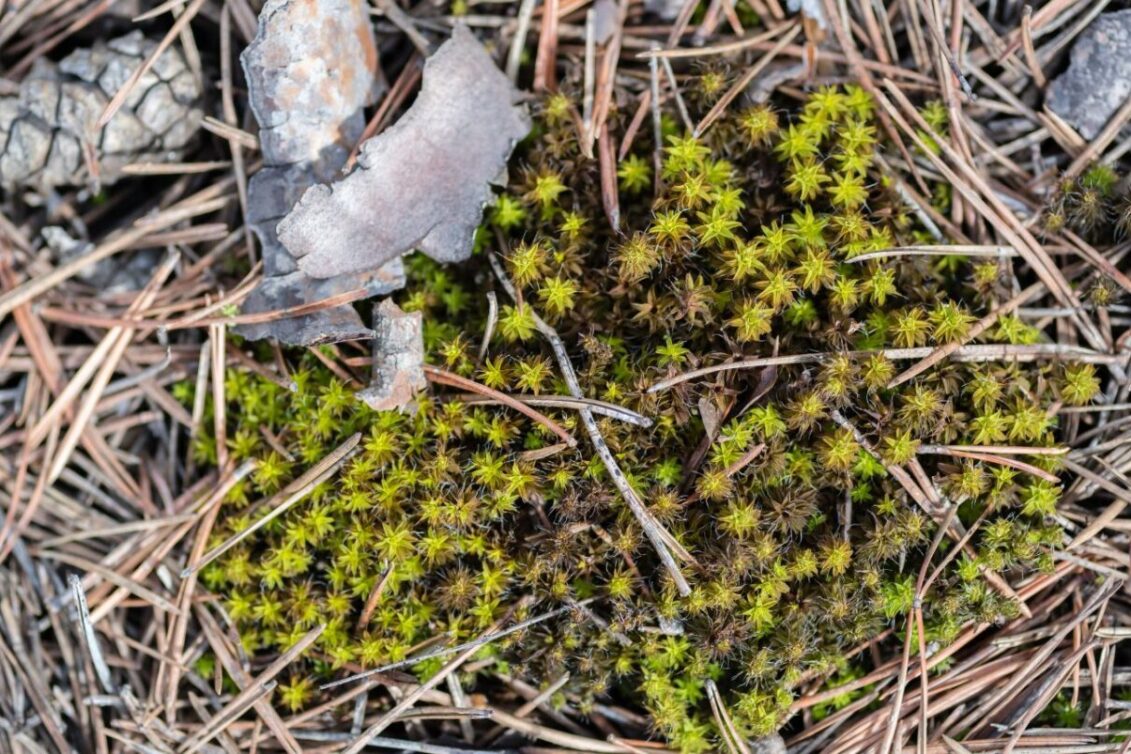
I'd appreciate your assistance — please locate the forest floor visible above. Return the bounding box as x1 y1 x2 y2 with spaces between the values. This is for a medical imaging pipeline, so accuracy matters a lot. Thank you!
3 0 1131 753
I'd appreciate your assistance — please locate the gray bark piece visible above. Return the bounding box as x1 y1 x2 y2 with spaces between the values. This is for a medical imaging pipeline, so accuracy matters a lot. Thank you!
241 0 384 170
278 24 532 280
0 31 202 190
236 260 405 346
357 299 427 412
744 61 807 104
1047 10 1131 140
236 0 402 345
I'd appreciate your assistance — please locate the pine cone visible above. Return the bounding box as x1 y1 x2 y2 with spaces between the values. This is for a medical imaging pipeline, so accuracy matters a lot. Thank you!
0 31 202 190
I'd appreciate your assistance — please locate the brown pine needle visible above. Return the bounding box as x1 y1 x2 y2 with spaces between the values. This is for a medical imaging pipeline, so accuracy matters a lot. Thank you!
423 365 578 447
453 391 651 427
648 342 1122 394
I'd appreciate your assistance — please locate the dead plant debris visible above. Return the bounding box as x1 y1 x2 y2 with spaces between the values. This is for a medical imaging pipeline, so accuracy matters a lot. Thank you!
2 1 1131 754
358 297 427 411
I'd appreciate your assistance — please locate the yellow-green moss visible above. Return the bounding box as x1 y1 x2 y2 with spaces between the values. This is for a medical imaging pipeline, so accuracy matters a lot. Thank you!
193 84 1096 753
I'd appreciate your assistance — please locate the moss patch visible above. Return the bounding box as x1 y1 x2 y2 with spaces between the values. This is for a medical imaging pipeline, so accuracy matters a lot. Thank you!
195 84 1094 751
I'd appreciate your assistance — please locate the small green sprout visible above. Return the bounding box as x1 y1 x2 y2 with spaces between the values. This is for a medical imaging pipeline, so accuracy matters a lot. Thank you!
617 154 652 193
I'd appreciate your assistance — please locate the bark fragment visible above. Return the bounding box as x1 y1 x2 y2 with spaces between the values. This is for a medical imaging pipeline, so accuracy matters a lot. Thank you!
236 0 403 345
358 299 427 412
277 25 531 280
242 0 385 170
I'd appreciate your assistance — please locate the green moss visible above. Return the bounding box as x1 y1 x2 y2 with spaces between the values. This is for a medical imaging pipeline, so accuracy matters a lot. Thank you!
198 83 1095 750
1044 163 1129 240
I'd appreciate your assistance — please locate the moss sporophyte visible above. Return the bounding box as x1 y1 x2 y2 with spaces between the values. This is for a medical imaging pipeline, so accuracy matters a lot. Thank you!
193 84 1098 752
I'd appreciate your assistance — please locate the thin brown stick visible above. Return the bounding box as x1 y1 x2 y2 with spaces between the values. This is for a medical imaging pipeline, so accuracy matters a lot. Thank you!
533 0 560 91
489 254 694 595
648 342 1121 394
